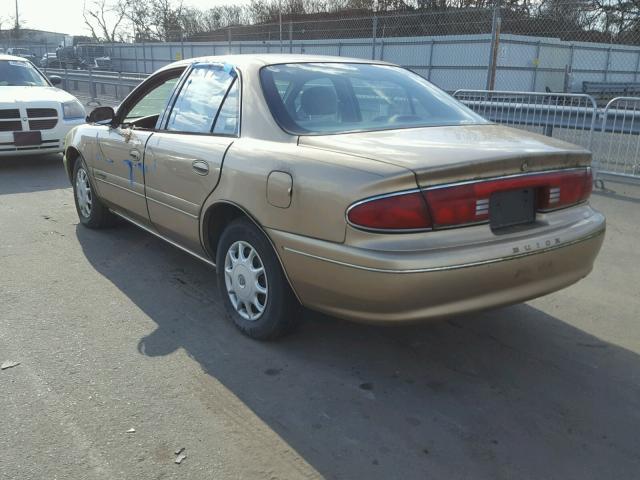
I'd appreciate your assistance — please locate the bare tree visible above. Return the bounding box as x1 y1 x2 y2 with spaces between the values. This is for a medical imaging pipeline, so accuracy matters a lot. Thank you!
75 0 640 46
83 0 127 42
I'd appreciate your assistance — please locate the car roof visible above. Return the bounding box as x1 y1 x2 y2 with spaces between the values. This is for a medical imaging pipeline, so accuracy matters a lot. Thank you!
0 54 31 62
156 53 395 73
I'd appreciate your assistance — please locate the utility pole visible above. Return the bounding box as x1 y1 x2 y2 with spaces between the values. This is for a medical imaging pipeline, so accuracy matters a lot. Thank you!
15 0 19 29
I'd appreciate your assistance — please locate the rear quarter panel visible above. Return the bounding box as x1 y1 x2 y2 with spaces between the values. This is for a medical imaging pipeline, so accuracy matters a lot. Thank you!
200 138 417 244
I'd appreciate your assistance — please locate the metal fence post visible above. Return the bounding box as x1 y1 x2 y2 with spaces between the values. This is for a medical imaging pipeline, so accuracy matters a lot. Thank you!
228 27 232 53
427 40 434 81
604 45 612 82
531 40 541 91
279 8 283 53
88 68 99 105
566 44 575 92
289 21 293 53
142 41 146 73
371 15 378 60
486 0 502 90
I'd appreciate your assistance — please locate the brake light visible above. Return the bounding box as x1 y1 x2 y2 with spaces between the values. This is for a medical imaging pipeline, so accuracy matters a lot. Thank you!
537 168 592 211
347 169 592 232
423 168 592 228
422 183 489 228
347 191 432 230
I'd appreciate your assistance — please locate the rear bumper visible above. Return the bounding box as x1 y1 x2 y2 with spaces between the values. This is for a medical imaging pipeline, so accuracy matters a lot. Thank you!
269 207 605 323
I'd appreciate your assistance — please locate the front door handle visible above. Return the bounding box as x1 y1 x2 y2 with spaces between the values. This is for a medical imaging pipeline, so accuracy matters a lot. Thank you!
192 160 209 175
129 149 141 162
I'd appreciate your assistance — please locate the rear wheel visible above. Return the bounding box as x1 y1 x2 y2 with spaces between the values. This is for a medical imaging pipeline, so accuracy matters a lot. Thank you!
216 218 300 340
72 157 116 228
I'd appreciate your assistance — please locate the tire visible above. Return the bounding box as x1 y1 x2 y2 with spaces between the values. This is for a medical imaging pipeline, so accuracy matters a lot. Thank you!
72 156 117 229
216 217 300 340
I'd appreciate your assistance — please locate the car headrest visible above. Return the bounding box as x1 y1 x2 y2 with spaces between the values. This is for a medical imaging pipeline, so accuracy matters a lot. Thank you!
301 86 337 116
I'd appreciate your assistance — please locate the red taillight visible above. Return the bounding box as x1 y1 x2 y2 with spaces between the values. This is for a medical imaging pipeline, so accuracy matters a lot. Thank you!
423 168 592 228
347 169 592 232
422 183 489 228
347 191 432 230
537 168 592 211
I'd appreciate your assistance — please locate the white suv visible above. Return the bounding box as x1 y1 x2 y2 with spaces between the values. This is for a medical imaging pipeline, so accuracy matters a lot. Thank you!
0 55 85 157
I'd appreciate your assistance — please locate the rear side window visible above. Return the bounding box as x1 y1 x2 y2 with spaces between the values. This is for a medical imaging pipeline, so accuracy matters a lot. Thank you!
212 80 239 136
165 65 238 134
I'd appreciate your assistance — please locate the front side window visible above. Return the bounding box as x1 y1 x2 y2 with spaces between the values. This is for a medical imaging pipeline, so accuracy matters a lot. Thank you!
165 65 237 134
0 60 48 87
260 63 487 135
124 76 180 124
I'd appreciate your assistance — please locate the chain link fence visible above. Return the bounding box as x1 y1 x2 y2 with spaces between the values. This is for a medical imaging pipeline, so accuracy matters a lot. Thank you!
6 1 640 100
7 1 640 181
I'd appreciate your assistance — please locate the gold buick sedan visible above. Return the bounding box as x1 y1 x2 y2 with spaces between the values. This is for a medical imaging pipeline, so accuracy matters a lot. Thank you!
63 54 605 339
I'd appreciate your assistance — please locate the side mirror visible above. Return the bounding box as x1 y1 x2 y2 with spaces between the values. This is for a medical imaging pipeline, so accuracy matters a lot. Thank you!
87 106 115 124
48 75 62 86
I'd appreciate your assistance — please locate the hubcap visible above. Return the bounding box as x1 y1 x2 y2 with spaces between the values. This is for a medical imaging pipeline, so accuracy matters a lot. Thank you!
224 240 268 321
75 167 92 218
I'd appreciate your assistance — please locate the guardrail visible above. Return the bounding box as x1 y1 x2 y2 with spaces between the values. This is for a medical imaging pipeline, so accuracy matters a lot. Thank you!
46 75 640 185
453 90 598 151
43 68 149 106
582 81 640 99
454 89 640 184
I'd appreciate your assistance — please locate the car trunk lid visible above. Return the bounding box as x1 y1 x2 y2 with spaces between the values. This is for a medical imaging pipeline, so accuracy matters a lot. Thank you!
298 124 591 187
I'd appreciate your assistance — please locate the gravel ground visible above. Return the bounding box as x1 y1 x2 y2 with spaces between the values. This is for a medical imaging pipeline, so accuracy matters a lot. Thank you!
1 154 639 480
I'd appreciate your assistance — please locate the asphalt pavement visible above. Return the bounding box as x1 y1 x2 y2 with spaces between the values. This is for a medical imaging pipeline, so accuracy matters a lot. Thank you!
1 154 639 480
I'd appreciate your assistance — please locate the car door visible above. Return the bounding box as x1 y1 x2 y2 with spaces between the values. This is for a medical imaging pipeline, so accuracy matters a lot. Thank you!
143 64 239 254
92 69 184 226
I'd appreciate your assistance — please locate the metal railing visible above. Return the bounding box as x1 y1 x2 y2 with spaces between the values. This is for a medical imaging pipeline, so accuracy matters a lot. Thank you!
50 71 640 184
594 97 640 180
453 89 640 183
43 68 149 106
453 90 598 151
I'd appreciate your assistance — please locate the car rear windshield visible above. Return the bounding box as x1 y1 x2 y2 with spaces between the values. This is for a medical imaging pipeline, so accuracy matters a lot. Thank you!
0 60 48 87
260 63 487 135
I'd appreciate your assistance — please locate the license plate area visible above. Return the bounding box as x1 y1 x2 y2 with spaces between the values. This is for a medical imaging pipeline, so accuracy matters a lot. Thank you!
13 131 42 147
490 188 536 230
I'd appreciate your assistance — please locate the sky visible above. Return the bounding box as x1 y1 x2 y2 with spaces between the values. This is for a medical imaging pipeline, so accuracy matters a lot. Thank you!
2 0 249 36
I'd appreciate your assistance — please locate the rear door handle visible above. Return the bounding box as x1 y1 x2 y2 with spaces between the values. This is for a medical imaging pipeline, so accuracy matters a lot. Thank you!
129 149 141 162
192 160 209 175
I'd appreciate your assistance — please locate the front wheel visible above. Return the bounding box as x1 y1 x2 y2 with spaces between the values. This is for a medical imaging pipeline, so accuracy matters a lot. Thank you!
72 157 116 228
216 218 300 340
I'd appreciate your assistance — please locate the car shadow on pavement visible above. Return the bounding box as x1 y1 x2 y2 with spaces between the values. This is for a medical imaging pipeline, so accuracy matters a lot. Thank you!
76 222 640 480
0 154 69 195
592 181 640 206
